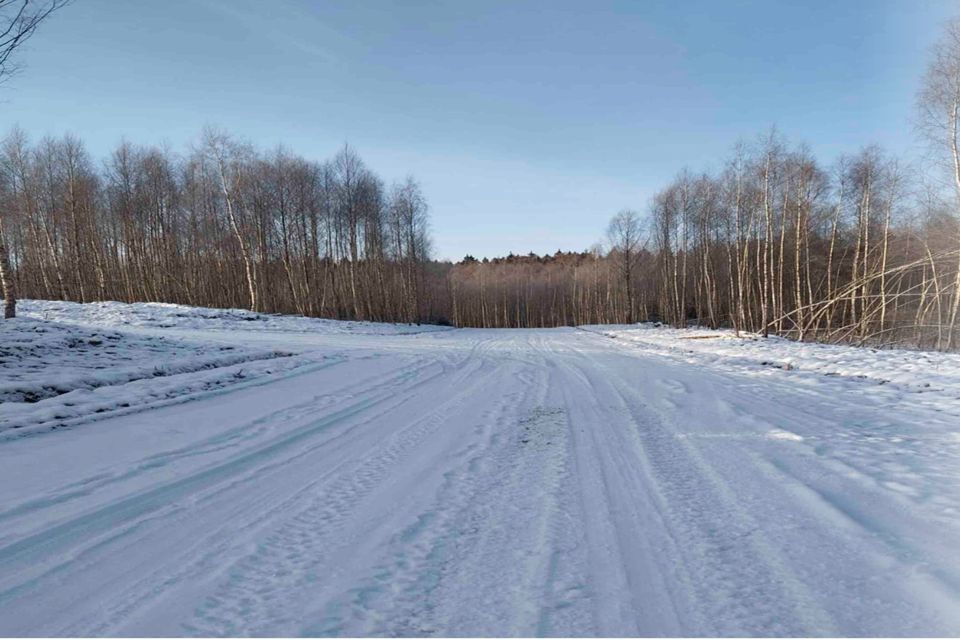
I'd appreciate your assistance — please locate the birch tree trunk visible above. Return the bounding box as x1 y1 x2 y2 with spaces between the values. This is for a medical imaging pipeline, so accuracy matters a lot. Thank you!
0 229 16 318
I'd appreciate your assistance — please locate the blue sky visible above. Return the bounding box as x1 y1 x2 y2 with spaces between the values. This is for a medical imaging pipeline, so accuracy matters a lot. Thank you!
2 0 955 260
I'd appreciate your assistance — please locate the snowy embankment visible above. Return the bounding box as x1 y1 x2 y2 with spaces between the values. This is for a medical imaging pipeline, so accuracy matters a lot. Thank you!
583 323 960 414
0 316 304 436
3 300 447 437
21 298 450 336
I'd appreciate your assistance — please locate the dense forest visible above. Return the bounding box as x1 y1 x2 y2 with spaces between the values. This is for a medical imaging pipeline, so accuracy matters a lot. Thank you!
1 17 960 351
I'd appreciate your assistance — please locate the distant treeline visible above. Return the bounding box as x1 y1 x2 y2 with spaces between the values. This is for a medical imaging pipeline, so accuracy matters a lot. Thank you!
0 126 957 350
3 18 960 350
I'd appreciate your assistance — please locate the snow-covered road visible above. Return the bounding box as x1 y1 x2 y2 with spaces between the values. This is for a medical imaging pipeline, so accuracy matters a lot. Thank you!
1 321 959 636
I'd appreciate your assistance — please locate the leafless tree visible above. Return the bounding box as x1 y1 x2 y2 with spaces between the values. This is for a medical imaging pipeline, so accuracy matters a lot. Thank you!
0 0 69 318
607 209 642 324
918 16 960 349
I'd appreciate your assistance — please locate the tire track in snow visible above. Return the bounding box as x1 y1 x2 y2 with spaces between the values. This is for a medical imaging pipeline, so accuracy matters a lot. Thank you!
0 354 432 534
303 362 534 636
547 336 690 636
0 354 453 631
412 338 582 637
566 334 838 635
584 329 960 635
89 353 483 636
176 351 496 636
303 332 589 637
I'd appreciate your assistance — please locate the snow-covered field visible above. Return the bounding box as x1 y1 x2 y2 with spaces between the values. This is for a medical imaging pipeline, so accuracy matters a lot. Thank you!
1 300 959 636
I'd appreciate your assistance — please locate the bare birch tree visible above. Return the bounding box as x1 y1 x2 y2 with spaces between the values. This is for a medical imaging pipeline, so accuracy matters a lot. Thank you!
918 16 960 349
0 0 69 318
607 209 642 324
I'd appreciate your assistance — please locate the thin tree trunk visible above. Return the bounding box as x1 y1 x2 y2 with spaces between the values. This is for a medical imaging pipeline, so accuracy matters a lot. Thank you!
0 234 16 318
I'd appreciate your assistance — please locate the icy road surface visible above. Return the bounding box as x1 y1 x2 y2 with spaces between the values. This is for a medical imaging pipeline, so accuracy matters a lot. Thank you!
1 318 959 635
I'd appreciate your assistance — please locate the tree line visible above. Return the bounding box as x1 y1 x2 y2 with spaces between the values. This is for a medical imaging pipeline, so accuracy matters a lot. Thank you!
1 125 958 350
448 137 959 353
2 5 960 351
0 129 443 323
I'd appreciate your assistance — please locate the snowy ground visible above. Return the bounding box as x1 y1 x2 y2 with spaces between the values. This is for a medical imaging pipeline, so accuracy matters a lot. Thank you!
0 316 298 436
583 323 960 411
1 301 959 636
23 299 451 336
0 301 448 438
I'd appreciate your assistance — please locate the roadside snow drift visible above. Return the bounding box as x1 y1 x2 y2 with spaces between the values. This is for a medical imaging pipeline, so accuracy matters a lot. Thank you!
584 323 960 412
0 315 302 436
20 299 451 336
0 318 286 404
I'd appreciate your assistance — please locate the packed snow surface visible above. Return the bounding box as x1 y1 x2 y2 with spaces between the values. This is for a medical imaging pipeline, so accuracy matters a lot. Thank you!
1 300 959 636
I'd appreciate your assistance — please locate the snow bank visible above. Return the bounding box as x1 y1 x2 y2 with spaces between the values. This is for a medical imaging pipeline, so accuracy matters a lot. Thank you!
583 323 960 410
0 317 288 403
0 315 311 436
2 299 448 436
20 299 451 335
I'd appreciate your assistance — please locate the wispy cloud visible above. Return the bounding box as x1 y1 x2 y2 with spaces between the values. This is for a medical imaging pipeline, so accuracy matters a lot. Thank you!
198 0 351 65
